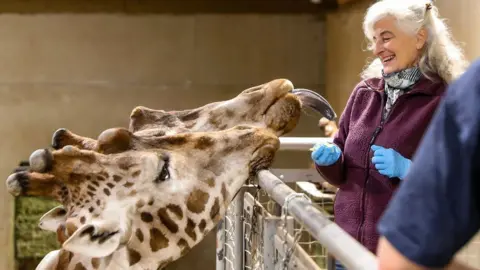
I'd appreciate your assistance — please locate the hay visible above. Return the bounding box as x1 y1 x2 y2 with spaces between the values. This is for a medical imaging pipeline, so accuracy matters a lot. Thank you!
15 197 60 259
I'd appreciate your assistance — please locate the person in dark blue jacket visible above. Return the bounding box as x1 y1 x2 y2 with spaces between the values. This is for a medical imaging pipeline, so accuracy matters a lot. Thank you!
375 59 480 270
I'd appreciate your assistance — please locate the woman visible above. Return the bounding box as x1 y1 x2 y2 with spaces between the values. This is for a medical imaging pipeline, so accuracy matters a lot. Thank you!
310 0 468 269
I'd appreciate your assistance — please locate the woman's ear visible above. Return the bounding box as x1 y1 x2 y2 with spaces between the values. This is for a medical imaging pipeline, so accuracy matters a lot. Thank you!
416 27 428 50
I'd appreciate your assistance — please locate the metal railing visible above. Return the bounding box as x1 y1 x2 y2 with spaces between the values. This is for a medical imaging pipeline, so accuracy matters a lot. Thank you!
216 137 378 270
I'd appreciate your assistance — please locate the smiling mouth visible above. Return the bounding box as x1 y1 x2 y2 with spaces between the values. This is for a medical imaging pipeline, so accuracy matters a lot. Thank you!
382 56 395 63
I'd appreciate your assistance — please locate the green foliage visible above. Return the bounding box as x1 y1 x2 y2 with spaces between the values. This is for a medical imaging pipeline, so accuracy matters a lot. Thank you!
14 197 60 259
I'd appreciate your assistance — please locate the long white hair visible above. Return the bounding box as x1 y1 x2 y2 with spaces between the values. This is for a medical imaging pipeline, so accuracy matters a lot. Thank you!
361 0 468 83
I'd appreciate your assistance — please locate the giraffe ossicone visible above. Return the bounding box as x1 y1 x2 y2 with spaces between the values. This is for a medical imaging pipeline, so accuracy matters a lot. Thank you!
6 79 335 270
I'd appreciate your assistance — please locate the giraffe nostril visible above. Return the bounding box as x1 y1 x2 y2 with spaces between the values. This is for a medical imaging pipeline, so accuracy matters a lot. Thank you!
29 148 53 173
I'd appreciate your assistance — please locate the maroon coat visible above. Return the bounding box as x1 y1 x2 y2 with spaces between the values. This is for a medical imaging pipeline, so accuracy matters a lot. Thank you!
316 75 447 254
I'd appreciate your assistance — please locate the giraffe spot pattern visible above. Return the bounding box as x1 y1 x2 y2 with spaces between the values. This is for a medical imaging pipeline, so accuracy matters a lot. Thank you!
66 222 78 236
113 175 122 182
178 238 190 257
91 258 100 268
157 208 179 233
185 218 197 242
205 178 215 187
127 247 142 266
186 189 209 214
194 136 215 150
179 109 200 121
118 157 134 171
221 182 228 202
141 212 154 223
74 262 87 270
132 170 141 177
210 197 220 221
136 228 144 243
166 204 183 219
225 109 235 118
199 220 206 233
124 182 134 188
99 171 109 179
136 199 145 208
160 136 188 146
150 228 169 252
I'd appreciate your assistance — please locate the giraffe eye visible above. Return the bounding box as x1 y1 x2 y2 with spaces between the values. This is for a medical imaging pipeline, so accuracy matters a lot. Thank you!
155 157 170 182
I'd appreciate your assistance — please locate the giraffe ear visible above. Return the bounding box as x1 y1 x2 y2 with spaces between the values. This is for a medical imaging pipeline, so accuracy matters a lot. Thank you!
38 205 67 232
62 221 122 258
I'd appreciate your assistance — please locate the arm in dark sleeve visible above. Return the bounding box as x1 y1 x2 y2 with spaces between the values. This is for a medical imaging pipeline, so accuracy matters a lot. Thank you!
377 60 480 268
315 82 360 186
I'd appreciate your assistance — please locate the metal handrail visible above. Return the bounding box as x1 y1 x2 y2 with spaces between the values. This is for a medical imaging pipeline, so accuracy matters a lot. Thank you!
257 170 378 270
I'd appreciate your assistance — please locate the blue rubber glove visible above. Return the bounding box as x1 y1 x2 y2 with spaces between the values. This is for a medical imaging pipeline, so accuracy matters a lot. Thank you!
311 142 342 166
371 145 412 179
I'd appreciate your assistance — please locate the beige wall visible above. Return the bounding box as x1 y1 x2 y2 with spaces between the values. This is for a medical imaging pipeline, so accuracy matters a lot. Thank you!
0 12 326 269
325 0 373 113
435 0 480 62
325 0 480 267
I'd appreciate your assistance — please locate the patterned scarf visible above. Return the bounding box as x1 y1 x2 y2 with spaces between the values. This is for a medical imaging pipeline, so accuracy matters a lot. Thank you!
382 66 422 120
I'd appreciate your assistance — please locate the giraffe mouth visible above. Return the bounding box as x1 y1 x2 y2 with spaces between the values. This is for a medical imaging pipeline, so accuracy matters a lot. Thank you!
249 143 278 176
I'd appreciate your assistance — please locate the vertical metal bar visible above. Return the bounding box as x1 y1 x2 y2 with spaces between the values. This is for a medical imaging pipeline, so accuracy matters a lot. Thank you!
234 188 246 270
263 216 281 270
273 203 282 216
286 216 295 236
327 254 336 270
216 219 225 270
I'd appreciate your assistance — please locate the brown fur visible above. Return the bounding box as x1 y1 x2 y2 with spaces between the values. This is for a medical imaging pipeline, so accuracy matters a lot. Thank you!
186 189 209 214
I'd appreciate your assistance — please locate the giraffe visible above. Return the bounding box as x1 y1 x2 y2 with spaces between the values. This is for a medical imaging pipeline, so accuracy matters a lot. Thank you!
6 79 336 270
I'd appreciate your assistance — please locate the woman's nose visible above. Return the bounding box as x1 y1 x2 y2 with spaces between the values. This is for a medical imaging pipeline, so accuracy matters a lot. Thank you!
372 41 383 56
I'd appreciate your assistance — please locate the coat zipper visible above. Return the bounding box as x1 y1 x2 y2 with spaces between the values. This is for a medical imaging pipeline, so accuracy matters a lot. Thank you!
357 89 402 244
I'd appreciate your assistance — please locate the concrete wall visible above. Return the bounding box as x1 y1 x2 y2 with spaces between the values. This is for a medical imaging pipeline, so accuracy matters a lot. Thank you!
324 0 480 267
0 11 327 270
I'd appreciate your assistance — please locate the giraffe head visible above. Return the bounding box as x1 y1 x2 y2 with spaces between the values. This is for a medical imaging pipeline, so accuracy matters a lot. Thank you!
6 79 335 269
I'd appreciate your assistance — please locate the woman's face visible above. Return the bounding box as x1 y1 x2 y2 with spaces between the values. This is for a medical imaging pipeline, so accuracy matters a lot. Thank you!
371 16 427 74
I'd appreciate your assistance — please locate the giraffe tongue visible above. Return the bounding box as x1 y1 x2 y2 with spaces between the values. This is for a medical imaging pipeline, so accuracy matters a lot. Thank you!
291 88 337 121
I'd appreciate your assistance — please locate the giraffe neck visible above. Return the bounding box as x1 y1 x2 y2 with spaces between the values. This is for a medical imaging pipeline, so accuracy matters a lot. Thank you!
121 175 235 269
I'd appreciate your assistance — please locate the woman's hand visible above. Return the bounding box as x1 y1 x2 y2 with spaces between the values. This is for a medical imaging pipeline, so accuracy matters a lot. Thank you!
311 142 342 166
371 145 412 179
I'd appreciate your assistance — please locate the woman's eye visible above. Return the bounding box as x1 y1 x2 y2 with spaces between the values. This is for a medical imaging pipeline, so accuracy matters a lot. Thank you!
155 158 170 182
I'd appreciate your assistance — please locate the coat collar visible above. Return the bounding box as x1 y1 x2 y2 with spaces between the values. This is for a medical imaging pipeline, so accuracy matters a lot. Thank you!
363 74 447 96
